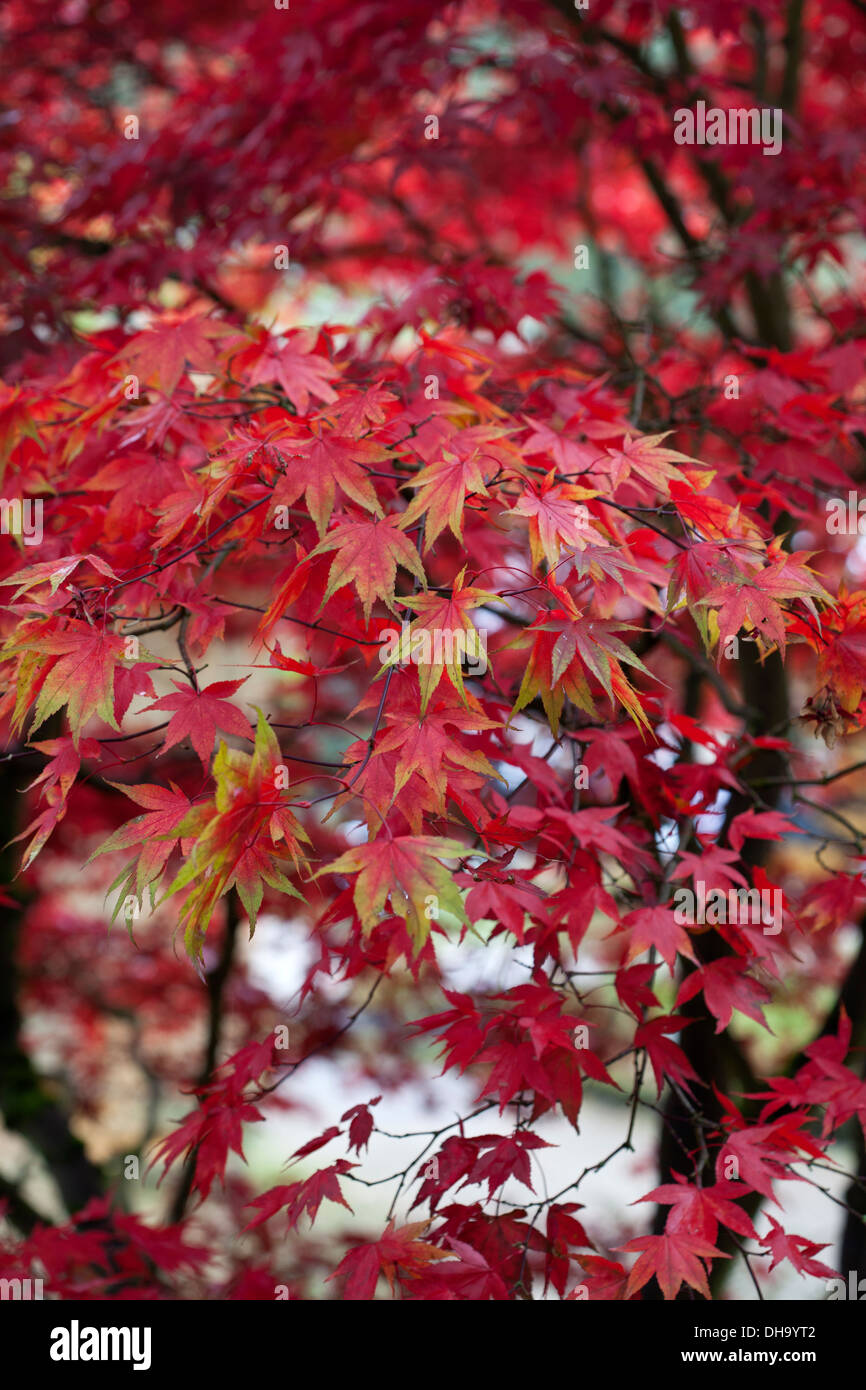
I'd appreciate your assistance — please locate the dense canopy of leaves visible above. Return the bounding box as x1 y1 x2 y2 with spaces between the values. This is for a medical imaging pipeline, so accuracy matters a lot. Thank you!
1 0 866 1302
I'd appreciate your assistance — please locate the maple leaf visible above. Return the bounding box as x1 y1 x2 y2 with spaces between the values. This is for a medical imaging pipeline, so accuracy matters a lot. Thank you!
615 962 661 1019
467 982 616 1117
87 779 192 905
0 552 118 602
714 1121 819 1203
699 575 788 657
578 725 641 791
634 1016 701 1097
113 311 234 396
569 1255 630 1301
699 553 829 661
143 678 253 767
545 1203 594 1296
670 843 748 892
341 1097 381 1155
546 805 653 870
372 700 502 806
406 1236 509 1300
604 431 705 492
235 327 339 413
27 735 94 800
727 808 800 855
309 514 427 621
315 835 470 954
635 1174 757 1242
290 1125 343 1160
399 448 493 550
511 474 607 571
677 958 772 1032
800 870 866 934
464 1131 552 1198
161 710 309 957
616 905 697 973
8 622 127 746
328 1220 450 1300
383 570 498 711
815 603 866 713
410 1135 482 1212
9 734 101 868
467 874 548 946
615 1231 728 1300
323 383 398 434
269 427 386 535
666 538 737 619
754 1012 866 1143
512 594 653 734
10 791 67 873
0 382 44 478
520 418 602 474
150 1092 264 1203
244 1161 356 1230
759 1215 837 1279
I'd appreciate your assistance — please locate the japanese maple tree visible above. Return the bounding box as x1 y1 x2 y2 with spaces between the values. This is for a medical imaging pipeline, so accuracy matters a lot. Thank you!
1 0 866 1303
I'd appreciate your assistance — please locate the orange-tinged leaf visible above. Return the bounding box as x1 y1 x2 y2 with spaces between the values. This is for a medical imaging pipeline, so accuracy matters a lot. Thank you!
512 474 607 572
512 601 653 735
699 553 829 662
389 569 495 710
270 427 386 536
88 780 193 898
0 382 44 476
323 383 397 434
9 734 101 868
10 623 128 745
0 552 119 602
603 431 702 493
817 618 866 713
374 701 502 802
399 449 491 550
328 1219 450 1300
160 710 308 957
310 515 427 620
315 834 471 953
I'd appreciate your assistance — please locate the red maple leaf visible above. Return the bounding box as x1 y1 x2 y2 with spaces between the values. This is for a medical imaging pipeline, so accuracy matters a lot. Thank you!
759 1214 837 1279
677 958 772 1033
615 1231 729 1301
328 1220 450 1300
635 1173 757 1242
144 678 253 767
234 327 339 413
150 1093 264 1203
340 1098 381 1155
464 1131 552 1198
114 311 234 395
244 1161 356 1230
